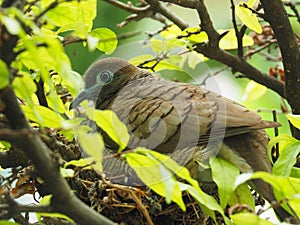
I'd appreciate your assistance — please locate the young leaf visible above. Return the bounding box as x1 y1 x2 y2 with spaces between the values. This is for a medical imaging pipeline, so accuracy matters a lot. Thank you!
0 60 10 89
76 129 105 172
21 105 68 129
231 212 274 225
88 28 118 54
0 221 21 225
235 172 300 216
229 183 255 210
219 29 254 50
125 148 185 210
86 108 130 151
236 3 262 34
242 80 267 101
268 134 300 177
286 114 300 130
210 157 240 209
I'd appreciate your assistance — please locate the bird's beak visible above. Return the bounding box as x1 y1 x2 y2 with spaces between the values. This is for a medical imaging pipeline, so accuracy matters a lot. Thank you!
69 89 87 109
69 84 100 110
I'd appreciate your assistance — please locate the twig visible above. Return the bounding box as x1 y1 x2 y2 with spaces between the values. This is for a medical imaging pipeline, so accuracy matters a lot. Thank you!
230 0 244 58
129 190 154 225
145 0 188 30
103 0 150 13
284 0 300 23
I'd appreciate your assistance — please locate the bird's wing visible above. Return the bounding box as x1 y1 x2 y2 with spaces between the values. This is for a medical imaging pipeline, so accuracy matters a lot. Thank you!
108 76 278 152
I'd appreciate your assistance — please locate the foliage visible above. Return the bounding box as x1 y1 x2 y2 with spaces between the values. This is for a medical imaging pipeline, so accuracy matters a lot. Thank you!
0 0 300 224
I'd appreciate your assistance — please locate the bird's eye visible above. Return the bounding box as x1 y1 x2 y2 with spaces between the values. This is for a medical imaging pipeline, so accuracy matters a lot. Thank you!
96 70 113 84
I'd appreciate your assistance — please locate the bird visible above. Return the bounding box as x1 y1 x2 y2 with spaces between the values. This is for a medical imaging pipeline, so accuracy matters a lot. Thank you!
70 57 290 220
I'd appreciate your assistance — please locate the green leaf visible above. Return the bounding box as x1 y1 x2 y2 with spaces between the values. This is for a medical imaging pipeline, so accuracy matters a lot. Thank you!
126 148 185 210
12 74 37 106
0 221 21 225
182 28 208 44
2 16 22 35
242 80 267 101
88 28 118 54
37 195 74 222
231 212 274 225
286 114 300 130
235 172 300 216
150 38 164 54
154 59 183 72
229 183 255 210
60 167 75 177
187 51 205 69
268 134 300 176
126 148 225 217
21 105 69 129
43 0 97 36
160 24 182 39
236 3 262 34
64 158 94 170
0 59 10 89
211 157 240 208
86 109 130 151
219 29 254 50
129 54 155 66
76 129 104 172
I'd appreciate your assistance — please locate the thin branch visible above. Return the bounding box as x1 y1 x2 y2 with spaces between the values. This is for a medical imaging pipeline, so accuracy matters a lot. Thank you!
284 0 300 23
103 0 150 13
230 0 244 57
145 0 188 30
194 44 286 98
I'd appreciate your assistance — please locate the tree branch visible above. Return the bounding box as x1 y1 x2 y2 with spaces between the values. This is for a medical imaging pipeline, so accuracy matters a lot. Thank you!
159 0 285 98
0 88 115 225
260 0 300 138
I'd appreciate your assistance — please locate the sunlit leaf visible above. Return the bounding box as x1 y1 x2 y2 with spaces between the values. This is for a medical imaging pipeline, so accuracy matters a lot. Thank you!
182 27 208 44
211 157 240 208
129 54 155 66
236 3 262 34
88 28 118 54
12 75 37 106
235 172 300 216
0 59 10 89
160 24 182 39
0 221 21 225
242 80 267 101
60 167 75 177
231 212 274 225
268 134 300 177
64 157 94 170
187 51 205 69
2 16 22 35
154 59 183 72
219 29 254 50
86 109 130 151
21 105 69 128
150 38 164 54
76 129 104 172
42 0 96 36
126 148 185 210
229 182 255 210
286 114 300 130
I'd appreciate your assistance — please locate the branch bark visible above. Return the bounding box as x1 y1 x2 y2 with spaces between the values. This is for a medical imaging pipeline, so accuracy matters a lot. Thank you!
260 0 300 138
0 87 115 225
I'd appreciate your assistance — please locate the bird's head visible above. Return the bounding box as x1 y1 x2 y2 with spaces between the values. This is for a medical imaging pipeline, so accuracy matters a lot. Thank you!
70 57 147 109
